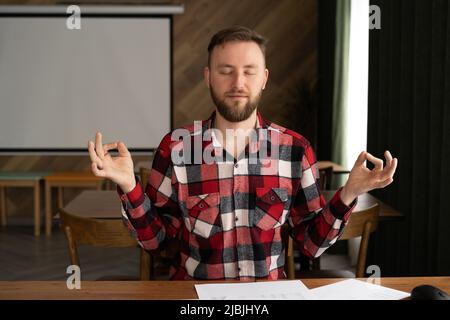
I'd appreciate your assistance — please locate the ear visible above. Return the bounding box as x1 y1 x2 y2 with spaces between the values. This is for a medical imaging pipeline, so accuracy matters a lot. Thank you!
262 68 269 90
204 66 210 88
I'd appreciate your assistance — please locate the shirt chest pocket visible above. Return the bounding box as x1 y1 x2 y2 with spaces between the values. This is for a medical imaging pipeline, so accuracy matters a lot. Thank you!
253 187 289 230
184 193 221 238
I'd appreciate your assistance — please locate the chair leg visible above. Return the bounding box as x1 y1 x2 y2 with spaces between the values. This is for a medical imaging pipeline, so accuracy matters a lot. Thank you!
140 248 151 280
64 226 80 266
34 182 40 236
286 237 295 279
355 222 372 278
45 184 52 236
0 186 7 227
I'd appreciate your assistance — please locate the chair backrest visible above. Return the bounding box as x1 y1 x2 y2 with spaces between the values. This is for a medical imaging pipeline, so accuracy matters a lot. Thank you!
339 204 379 277
319 166 334 190
59 208 151 280
284 203 380 279
139 167 152 192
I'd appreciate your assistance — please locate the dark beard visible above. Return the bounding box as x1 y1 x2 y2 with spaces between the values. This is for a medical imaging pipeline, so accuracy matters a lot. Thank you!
210 86 262 122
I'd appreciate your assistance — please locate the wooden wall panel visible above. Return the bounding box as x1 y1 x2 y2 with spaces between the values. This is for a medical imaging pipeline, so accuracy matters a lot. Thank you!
173 0 318 132
0 0 318 217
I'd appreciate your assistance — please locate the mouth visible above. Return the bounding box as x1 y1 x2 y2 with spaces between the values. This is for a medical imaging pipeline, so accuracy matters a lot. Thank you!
227 95 248 99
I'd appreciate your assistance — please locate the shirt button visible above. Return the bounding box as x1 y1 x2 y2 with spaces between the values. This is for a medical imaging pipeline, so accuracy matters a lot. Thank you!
199 203 204 208
270 196 276 201
235 216 239 221
234 163 239 168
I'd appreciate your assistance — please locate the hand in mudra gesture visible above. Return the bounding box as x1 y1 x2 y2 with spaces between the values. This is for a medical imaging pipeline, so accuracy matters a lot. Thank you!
88 132 136 193
340 150 398 205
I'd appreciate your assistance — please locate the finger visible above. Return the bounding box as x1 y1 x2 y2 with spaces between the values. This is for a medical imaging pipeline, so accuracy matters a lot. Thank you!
354 151 367 166
381 157 398 180
91 162 106 178
95 132 105 160
384 150 393 167
88 141 103 167
376 177 394 189
103 142 119 156
117 141 130 157
366 152 383 170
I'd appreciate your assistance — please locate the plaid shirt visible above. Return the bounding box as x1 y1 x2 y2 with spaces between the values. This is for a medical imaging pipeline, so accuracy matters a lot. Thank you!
118 111 356 280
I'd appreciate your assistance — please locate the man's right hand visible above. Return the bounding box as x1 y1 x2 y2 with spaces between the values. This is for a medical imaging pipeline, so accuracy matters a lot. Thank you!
88 132 136 193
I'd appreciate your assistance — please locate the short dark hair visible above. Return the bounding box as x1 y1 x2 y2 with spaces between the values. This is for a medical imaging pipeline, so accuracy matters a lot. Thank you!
207 26 268 66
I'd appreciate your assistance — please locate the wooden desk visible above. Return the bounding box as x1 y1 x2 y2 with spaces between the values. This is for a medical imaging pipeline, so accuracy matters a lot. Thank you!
322 190 403 221
44 172 105 236
0 171 51 236
0 277 448 299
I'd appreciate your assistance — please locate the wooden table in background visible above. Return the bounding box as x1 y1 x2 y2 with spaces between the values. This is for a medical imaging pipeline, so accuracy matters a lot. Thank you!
322 190 403 221
0 277 448 300
317 161 348 173
44 172 105 236
0 171 51 236
62 190 122 219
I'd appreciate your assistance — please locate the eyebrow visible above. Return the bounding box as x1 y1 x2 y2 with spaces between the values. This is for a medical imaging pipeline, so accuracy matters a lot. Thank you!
217 64 258 69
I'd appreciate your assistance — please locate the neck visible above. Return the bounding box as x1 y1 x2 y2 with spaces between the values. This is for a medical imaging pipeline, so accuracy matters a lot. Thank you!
213 109 258 135
212 109 258 159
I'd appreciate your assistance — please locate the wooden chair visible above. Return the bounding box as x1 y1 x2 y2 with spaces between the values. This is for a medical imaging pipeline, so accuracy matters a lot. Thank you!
319 165 334 190
285 204 380 279
139 167 151 192
59 208 151 280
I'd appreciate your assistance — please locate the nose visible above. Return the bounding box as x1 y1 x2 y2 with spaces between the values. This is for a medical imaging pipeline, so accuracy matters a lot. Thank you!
231 71 245 90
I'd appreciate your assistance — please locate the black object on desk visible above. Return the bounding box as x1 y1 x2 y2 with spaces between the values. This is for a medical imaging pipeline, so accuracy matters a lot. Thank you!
411 285 450 300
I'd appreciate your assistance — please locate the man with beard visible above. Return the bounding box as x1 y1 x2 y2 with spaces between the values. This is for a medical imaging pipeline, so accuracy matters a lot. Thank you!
88 26 398 280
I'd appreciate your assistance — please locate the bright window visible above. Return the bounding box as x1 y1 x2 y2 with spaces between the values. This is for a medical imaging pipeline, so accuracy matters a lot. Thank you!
345 0 369 168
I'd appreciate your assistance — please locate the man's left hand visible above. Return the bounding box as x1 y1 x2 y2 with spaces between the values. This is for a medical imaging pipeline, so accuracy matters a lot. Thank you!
340 150 398 206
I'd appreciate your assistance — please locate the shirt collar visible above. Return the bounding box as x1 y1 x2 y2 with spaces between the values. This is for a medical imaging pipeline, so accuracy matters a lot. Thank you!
203 110 272 160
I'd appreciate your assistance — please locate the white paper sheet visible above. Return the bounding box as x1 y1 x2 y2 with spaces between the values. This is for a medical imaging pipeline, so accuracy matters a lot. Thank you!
309 279 410 300
195 280 314 300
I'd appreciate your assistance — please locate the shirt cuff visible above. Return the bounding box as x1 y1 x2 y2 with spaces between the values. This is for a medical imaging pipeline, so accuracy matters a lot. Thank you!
328 187 357 220
117 175 144 206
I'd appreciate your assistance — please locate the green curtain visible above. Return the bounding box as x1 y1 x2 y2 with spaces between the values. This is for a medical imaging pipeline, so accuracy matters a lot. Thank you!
331 0 351 186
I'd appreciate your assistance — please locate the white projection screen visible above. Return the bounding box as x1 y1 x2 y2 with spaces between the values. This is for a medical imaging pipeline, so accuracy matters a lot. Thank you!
0 7 173 153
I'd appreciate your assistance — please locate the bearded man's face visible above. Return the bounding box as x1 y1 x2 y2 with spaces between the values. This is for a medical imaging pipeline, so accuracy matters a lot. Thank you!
205 41 268 122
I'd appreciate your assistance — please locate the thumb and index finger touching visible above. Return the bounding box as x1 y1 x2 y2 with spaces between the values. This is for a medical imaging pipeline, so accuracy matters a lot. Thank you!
88 132 130 158
354 150 398 176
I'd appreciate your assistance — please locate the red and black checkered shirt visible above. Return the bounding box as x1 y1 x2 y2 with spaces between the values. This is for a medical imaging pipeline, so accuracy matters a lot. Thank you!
118 111 356 280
